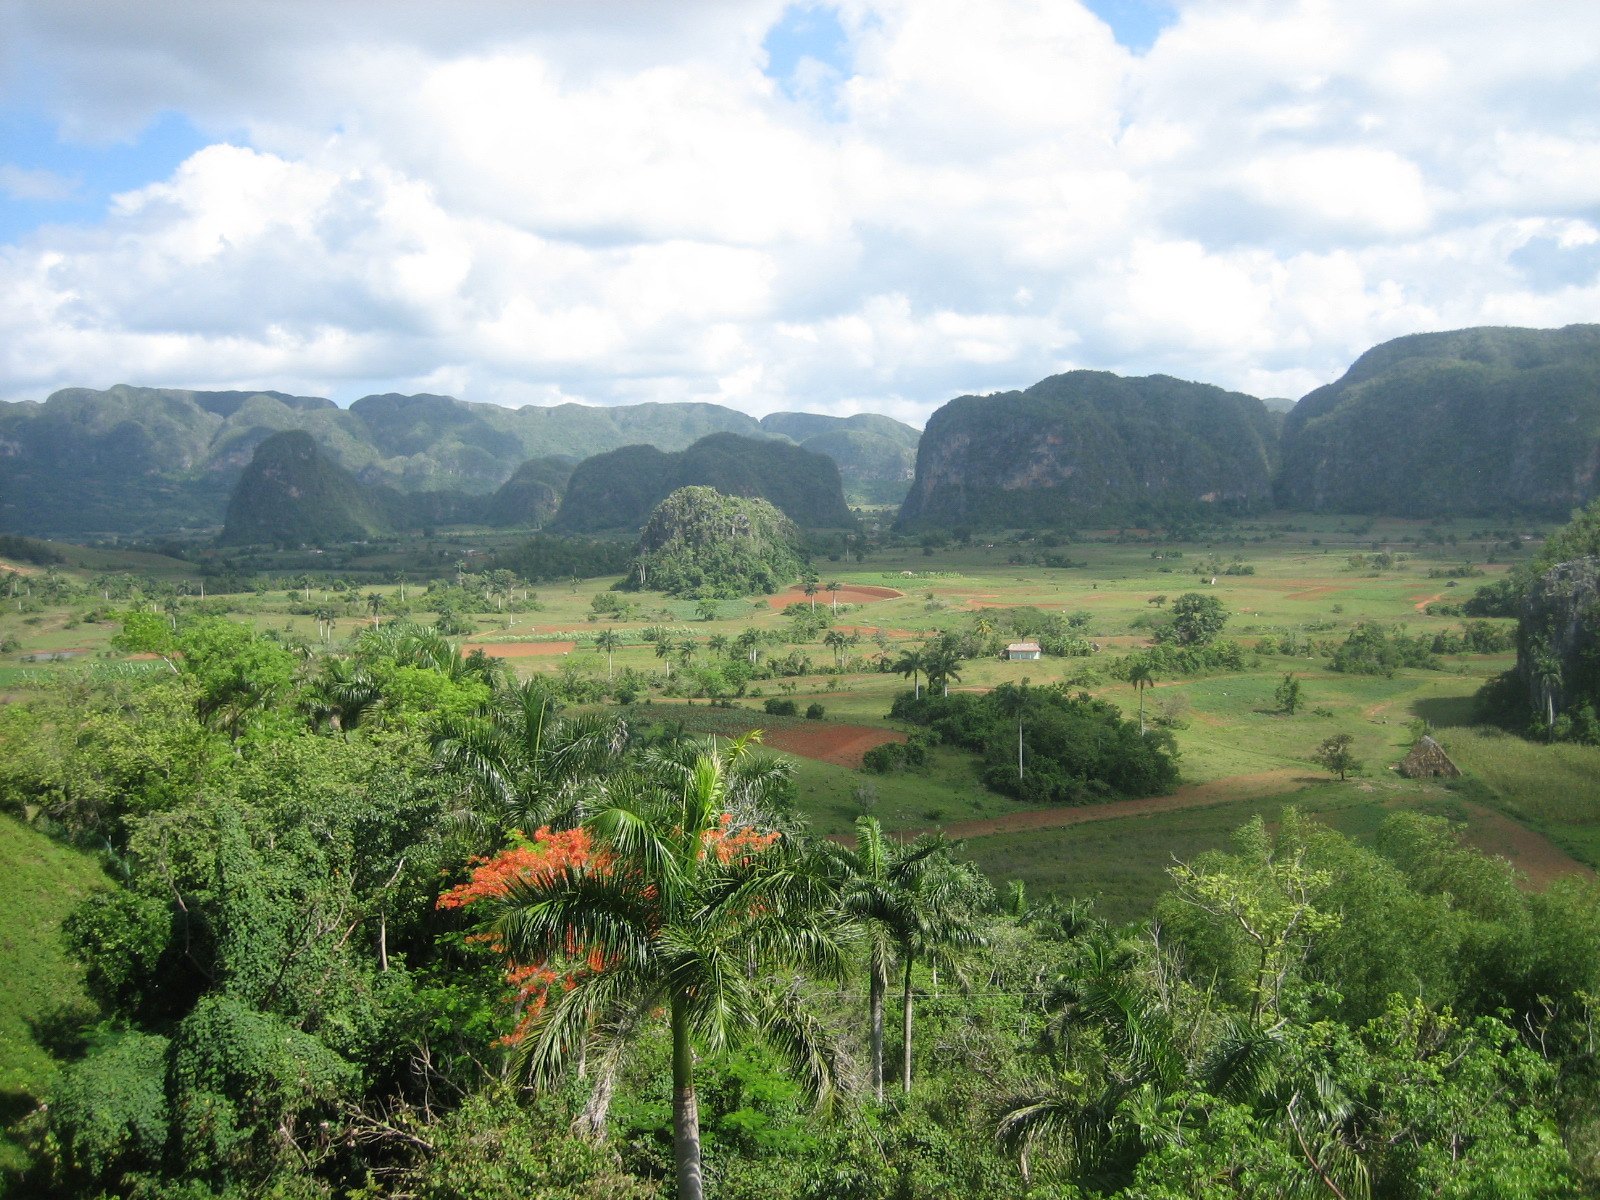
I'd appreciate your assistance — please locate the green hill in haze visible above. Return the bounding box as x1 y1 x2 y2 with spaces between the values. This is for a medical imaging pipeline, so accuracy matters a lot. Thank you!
218 431 394 546
480 456 575 528
760 411 920 505
897 370 1278 530
551 433 858 534
0 386 918 537
1277 324 1600 517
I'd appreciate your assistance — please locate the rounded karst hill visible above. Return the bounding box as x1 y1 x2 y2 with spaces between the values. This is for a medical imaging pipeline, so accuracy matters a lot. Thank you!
624 486 805 598
219 430 387 546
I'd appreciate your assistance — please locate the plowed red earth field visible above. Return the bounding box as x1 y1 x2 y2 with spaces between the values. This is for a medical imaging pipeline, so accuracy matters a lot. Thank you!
760 723 907 768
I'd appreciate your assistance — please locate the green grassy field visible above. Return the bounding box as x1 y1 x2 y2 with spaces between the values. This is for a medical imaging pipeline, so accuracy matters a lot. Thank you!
0 511 1580 924
0 815 106 1170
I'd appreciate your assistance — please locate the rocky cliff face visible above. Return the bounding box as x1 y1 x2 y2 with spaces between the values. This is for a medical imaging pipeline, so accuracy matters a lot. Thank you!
551 433 857 533
897 371 1277 529
1518 556 1600 724
1278 324 1600 517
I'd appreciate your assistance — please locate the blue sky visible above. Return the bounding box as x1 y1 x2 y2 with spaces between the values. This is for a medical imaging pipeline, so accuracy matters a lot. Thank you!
0 0 1595 419
0 110 210 243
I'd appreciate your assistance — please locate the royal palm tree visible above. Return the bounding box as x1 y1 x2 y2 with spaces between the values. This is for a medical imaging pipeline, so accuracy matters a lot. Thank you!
486 735 849 1200
922 641 964 697
594 629 623 680
894 647 926 700
1128 662 1156 734
824 817 969 1101
826 580 842 612
993 680 1032 782
803 580 819 612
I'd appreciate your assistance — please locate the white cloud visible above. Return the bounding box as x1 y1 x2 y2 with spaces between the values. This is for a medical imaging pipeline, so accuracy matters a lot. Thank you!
0 0 1597 423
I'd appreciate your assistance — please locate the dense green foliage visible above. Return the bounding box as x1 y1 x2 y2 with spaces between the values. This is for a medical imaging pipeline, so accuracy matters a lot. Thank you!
218 431 395 546
553 434 857 534
0 534 64 565
625 487 807 599
1279 323 1600 517
486 533 636 582
898 370 1279 530
890 680 1180 803
4 614 1600 1198
758 411 921 506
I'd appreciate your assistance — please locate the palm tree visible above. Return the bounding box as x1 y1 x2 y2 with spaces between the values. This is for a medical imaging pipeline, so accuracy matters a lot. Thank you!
433 678 631 837
367 592 384 629
891 855 987 1093
993 680 1032 782
1128 662 1156 734
594 629 623 680
824 817 968 1101
826 580 842 613
735 627 763 665
803 580 819 612
301 655 384 733
922 642 964 697
823 629 851 670
894 647 926 700
485 735 848 1200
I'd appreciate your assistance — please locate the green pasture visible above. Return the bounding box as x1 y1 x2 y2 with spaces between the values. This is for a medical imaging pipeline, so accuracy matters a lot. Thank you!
0 815 106 1170
1 509 1582 919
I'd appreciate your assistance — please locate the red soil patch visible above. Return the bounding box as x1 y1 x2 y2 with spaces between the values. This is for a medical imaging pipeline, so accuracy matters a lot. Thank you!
760 723 908 769
1377 797 1593 889
1285 585 1351 600
1411 591 1448 611
765 584 904 609
463 641 576 657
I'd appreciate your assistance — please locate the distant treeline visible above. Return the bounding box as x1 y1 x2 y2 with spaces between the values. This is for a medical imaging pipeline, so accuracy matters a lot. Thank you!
487 535 635 582
0 533 65 565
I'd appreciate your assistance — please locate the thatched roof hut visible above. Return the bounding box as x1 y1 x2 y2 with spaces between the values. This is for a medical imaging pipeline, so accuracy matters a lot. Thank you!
1398 735 1461 779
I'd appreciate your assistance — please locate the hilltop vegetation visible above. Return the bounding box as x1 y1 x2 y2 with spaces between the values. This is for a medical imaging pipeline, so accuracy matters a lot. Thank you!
624 486 806 597
553 433 857 533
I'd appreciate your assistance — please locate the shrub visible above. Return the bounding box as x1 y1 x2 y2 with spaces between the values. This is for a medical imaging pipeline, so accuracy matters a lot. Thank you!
763 698 798 717
805 703 826 720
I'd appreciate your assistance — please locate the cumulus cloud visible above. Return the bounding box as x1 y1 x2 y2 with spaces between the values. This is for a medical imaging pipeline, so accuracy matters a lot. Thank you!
0 0 1596 421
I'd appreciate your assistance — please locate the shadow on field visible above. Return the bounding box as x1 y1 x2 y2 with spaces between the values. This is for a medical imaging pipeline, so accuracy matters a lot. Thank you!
1413 694 1479 729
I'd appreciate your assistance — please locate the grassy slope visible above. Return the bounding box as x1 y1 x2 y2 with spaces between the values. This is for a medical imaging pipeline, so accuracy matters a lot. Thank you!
0 814 105 1169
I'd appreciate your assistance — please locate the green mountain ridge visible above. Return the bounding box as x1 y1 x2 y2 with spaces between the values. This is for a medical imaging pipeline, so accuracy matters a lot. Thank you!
0 386 919 537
